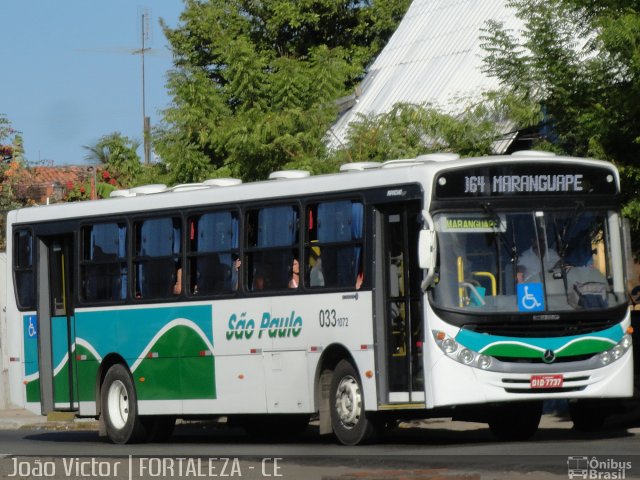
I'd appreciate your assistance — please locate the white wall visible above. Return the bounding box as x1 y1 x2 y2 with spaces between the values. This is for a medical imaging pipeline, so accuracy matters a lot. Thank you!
0 252 8 409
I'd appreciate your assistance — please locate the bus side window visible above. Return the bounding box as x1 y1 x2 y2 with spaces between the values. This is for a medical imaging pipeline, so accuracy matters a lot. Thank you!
14 229 36 310
80 223 127 302
134 217 181 299
307 200 363 289
188 211 240 295
247 205 298 291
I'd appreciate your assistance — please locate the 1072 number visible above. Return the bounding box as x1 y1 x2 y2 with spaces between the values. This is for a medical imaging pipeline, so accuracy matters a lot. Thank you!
319 309 348 328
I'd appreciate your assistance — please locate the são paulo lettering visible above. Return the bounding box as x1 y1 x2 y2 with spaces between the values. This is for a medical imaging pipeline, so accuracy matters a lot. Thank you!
226 311 302 340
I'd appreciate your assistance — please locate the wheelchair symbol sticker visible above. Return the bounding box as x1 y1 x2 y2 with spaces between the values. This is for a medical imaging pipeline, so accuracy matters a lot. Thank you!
517 283 544 312
27 316 37 338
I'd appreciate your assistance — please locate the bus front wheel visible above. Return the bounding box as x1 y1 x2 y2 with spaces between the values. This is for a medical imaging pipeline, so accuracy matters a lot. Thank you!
330 360 379 445
101 364 147 444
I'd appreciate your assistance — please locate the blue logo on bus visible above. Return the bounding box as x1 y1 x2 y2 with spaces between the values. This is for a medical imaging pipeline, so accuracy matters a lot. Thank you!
517 283 544 312
27 316 37 338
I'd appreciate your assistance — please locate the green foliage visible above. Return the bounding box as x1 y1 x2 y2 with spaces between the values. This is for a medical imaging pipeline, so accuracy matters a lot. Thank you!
0 115 24 211
336 93 541 163
0 114 13 143
480 0 640 253
83 133 143 187
155 0 411 182
0 115 24 248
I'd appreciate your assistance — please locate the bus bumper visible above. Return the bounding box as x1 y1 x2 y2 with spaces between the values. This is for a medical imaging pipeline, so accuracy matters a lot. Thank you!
429 348 633 407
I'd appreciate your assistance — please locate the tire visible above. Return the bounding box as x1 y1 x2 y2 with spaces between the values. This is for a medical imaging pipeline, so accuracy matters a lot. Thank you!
101 364 148 444
570 401 607 432
488 401 542 441
330 359 380 445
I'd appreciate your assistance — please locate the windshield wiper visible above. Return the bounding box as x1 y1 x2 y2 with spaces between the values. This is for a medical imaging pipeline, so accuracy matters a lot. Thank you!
481 202 518 264
550 202 585 300
555 201 584 260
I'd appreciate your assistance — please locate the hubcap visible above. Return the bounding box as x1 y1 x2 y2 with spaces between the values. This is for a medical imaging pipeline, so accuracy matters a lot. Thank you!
335 375 361 429
107 380 129 430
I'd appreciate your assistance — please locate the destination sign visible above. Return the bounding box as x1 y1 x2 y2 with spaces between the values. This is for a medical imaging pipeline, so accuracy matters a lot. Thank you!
438 214 506 233
434 163 617 198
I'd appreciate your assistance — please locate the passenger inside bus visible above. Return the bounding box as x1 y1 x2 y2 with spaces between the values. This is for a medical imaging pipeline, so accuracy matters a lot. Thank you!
289 256 300 289
517 239 560 283
173 267 182 295
309 245 325 287
231 254 241 291
252 267 265 290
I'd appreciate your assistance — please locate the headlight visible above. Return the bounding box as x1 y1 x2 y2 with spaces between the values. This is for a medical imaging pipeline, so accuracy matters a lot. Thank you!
458 349 474 364
612 345 624 359
433 330 493 370
442 337 457 353
477 355 492 370
598 333 632 366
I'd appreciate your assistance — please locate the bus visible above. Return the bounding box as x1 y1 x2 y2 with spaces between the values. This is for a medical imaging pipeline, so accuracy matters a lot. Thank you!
5 151 633 445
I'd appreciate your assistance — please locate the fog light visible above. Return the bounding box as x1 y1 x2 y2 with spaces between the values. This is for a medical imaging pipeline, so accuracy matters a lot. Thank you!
458 349 474 364
477 355 492 369
442 337 458 353
600 351 611 365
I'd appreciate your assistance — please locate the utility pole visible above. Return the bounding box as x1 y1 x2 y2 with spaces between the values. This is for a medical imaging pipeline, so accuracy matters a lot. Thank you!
133 9 151 165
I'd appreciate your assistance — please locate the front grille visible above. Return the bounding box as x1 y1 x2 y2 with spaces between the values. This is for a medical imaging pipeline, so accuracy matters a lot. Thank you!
494 354 595 364
504 386 586 394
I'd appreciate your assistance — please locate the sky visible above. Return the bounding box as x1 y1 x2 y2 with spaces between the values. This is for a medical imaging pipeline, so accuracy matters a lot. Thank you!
0 1 185 166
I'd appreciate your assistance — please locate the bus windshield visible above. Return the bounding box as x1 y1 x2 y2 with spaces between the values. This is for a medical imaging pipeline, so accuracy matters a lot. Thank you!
430 208 627 314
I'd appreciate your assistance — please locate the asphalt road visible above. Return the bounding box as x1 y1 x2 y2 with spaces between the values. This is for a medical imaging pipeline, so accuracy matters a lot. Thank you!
1 416 639 479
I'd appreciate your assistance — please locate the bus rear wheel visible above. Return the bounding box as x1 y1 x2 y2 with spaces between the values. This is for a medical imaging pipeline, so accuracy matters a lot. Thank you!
488 401 542 441
330 360 379 445
101 364 148 444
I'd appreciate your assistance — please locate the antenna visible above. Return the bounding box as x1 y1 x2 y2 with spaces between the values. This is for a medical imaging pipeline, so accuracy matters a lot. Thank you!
133 8 152 165
78 7 165 166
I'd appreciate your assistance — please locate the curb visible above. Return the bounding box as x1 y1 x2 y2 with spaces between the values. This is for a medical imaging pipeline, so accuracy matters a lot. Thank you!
0 409 98 431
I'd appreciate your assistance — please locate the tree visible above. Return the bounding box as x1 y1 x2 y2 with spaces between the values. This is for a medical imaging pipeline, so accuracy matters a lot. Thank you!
0 115 25 248
0 115 23 210
83 132 144 191
334 93 540 163
480 0 640 252
155 0 411 182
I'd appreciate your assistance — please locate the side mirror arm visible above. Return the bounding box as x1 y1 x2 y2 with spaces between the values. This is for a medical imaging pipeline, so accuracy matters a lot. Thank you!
418 211 437 291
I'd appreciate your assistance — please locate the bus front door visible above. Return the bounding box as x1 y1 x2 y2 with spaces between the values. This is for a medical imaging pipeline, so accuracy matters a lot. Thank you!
376 203 425 405
36 235 77 413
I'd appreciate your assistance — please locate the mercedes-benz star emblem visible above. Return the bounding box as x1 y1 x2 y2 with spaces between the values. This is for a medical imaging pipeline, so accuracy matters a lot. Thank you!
543 349 556 364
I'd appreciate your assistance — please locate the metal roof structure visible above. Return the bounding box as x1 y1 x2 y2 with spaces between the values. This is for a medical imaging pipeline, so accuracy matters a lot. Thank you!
327 0 521 151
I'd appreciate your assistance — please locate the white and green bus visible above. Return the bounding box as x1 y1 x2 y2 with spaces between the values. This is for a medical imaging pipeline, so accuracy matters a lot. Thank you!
6 151 633 444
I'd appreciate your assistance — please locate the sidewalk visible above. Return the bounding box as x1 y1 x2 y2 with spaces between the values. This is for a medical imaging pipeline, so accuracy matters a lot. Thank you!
0 408 98 430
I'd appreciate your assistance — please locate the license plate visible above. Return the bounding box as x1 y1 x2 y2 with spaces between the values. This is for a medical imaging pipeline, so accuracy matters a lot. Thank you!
530 374 563 389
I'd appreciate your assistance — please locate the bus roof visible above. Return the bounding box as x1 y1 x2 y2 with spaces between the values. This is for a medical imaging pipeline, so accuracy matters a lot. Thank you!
9 152 619 224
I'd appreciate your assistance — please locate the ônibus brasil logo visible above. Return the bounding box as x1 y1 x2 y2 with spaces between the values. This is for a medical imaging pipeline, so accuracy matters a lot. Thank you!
226 311 302 340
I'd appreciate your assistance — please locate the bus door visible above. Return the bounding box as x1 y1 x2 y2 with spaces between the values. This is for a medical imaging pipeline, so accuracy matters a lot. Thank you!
36 235 77 413
375 202 425 404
